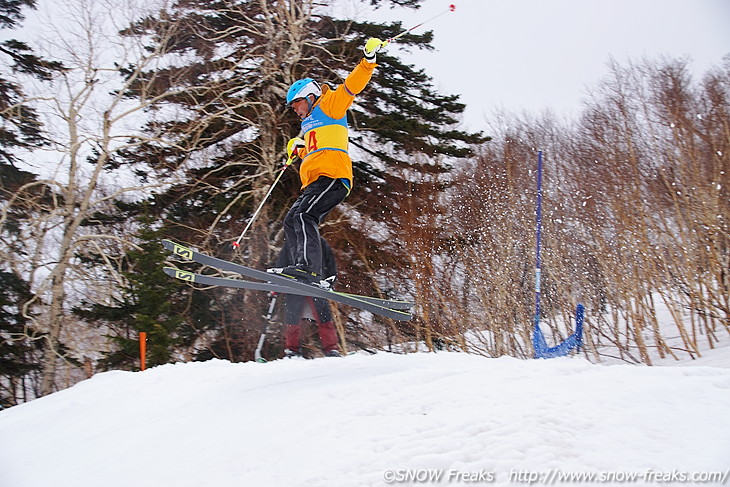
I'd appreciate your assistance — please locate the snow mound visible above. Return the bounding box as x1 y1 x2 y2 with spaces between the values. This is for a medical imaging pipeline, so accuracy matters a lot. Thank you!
1 353 729 487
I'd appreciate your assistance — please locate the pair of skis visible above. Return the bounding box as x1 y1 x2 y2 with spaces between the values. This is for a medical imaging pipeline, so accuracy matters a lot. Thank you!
161 240 413 320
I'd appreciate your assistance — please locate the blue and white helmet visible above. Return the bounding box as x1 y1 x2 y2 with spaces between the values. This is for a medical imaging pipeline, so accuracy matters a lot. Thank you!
286 78 322 106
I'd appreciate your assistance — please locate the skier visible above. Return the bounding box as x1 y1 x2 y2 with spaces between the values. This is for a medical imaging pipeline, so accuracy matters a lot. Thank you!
274 238 341 358
268 37 386 283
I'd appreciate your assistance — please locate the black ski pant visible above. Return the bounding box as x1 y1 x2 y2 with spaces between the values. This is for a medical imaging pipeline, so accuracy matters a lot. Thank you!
283 294 333 325
283 176 347 275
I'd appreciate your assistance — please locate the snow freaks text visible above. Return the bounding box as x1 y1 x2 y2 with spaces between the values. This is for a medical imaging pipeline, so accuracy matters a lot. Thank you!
383 469 495 483
382 468 729 484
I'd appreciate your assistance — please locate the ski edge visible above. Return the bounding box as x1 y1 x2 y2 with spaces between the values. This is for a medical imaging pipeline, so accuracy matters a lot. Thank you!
162 267 414 310
161 240 413 321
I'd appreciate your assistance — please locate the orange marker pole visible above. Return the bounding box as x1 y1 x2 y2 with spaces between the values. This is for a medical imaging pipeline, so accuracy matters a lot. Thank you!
139 332 147 371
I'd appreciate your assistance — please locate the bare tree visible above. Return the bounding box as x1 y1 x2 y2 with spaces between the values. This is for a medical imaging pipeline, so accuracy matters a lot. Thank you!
441 56 728 363
0 0 234 395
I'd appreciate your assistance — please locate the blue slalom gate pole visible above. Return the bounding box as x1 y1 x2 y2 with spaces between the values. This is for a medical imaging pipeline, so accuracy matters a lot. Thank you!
532 151 584 358
534 150 544 338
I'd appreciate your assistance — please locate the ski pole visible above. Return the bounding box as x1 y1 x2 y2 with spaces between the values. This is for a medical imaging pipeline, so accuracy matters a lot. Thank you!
384 4 456 45
255 292 278 363
232 156 295 249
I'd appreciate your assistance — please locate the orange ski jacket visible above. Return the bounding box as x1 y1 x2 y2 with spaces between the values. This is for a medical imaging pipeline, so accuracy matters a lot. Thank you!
294 59 377 190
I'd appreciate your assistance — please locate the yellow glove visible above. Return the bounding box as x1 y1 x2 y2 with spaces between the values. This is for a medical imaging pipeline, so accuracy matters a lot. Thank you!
363 37 385 62
287 137 305 159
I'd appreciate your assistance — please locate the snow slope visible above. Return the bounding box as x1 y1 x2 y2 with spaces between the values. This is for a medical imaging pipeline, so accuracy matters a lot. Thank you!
1 352 729 487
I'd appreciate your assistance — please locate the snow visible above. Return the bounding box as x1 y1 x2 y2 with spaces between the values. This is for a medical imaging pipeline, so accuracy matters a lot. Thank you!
1 351 729 487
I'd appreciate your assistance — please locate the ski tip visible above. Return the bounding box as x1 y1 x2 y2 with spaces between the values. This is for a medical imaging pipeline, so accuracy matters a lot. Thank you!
381 308 413 321
162 239 194 260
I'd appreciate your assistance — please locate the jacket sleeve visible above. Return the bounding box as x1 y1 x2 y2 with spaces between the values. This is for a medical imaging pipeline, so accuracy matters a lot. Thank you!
319 59 377 120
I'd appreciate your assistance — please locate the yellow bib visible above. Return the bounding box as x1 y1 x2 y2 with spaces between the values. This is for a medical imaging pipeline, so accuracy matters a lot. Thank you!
301 105 349 156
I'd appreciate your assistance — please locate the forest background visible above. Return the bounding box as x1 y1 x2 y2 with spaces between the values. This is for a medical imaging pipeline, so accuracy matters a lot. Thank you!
0 0 728 407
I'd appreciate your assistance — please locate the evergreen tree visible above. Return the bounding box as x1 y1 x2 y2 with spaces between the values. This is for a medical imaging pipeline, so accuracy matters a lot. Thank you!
0 271 41 408
75 218 188 370
0 0 63 405
0 0 52 260
0 0 63 172
116 0 485 358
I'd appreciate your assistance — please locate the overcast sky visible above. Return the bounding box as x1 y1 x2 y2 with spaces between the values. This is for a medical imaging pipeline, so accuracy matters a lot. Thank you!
7 0 729 133
352 0 730 130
